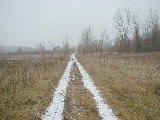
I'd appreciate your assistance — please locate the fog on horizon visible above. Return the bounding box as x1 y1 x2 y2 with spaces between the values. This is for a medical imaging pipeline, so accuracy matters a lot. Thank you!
0 0 160 48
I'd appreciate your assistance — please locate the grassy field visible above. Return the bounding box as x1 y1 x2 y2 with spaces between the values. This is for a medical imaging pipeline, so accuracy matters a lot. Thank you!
0 54 69 120
77 52 160 120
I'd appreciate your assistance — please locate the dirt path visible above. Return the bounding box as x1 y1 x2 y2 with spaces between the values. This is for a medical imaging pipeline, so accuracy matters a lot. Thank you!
63 63 101 120
41 55 74 120
41 54 118 120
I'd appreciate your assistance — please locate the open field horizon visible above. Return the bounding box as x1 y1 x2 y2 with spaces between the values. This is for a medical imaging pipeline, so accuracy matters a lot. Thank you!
0 52 159 119
77 52 160 119
0 0 160 119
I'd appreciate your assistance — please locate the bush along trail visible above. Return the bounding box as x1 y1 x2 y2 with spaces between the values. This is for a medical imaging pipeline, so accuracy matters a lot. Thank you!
41 54 118 120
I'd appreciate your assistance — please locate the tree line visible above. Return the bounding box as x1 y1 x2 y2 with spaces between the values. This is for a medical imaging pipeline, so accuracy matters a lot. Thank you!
0 38 75 57
1 8 159 56
78 8 160 54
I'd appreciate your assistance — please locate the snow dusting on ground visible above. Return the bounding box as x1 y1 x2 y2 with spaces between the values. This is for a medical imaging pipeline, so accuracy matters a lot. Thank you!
41 54 74 120
41 54 118 120
74 55 118 120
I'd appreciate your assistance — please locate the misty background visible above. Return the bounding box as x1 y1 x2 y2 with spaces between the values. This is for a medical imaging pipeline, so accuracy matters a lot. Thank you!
0 0 160 49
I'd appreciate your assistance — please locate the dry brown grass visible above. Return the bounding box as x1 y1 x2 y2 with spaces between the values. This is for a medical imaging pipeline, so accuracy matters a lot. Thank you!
77 52 160 120
63 63 101 120
0 55 69 120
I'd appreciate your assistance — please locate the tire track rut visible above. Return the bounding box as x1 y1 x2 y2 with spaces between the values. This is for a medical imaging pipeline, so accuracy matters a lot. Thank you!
63 63 101 120
41 54 118 120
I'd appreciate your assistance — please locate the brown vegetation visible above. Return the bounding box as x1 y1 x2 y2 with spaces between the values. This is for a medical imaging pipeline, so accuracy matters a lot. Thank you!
77 52 160 120
0 55 69 120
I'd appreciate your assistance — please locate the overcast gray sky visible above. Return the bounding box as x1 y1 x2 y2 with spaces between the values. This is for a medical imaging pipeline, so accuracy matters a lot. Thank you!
0 0 160 47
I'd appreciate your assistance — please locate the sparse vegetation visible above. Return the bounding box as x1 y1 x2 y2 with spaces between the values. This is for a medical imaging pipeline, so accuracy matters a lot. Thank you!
0 55 69 120
77 52 160 119
0 0 159 119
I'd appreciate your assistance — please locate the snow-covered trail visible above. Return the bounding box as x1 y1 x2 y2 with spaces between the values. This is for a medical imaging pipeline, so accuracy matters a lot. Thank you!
73 55 118 120
41 54 75 120
41 54 118 120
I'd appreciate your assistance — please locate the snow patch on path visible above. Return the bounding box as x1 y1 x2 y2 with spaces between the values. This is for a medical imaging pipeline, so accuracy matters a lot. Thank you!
41 53 118 120
41 54 74 120
74 55 118 120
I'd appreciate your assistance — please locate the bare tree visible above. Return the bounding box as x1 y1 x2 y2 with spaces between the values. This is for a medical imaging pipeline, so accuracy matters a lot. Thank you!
142 9 160 52
99 27 105 56
114 8 132 52
92 39 99 53
80 25 94 55
132 11 141 52
63 35 70 55
99 27 109 56
77 42 83 53
0 44 4 55
149 9 160 51
36 42 45 58
16 47 23 54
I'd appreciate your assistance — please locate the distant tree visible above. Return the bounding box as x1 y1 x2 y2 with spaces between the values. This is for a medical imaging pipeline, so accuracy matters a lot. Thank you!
132 11 141 52
77 42 83 53
114 8 132 52
149 9 160 51
69 46 76 54
36 42 45 58
99 27 105 56
92 39 99 53
80 25 94 55
63 35 70 55
142 9 160 52
17 47 23 54
99 27 109 55
0 44 4 54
